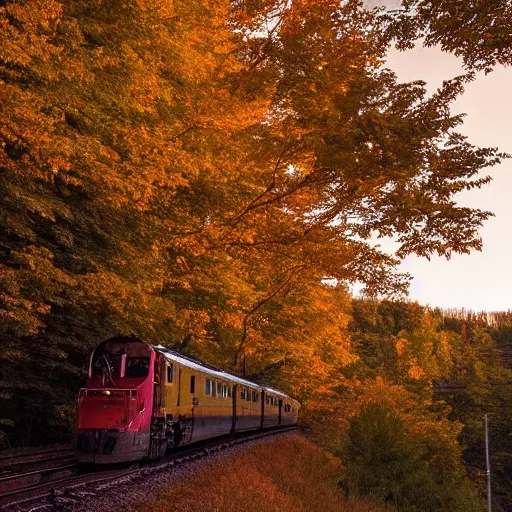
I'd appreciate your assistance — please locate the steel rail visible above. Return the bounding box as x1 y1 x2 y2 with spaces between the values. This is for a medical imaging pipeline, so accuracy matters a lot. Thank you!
0 462 79 497
0 448 73 466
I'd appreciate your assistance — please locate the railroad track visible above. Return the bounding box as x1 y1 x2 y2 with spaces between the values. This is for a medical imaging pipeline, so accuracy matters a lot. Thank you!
0 446 78 499
0 448 73 469
0 426 298 511
0 461 79 497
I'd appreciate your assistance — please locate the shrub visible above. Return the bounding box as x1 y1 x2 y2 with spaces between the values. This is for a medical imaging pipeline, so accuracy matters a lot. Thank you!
339 404 483 512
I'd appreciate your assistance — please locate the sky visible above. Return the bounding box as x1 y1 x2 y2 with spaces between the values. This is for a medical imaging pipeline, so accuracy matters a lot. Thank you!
366 16 512 312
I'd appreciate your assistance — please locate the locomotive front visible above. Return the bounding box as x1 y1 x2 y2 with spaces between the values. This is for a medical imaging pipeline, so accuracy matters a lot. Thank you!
75 336 156 463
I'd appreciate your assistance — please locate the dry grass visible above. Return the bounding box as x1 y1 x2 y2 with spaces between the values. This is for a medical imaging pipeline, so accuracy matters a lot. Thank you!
135 433 384 512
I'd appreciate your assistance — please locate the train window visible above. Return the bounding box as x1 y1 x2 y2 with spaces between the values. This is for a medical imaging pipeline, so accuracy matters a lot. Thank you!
92 353 122 378
246 390 252 402
266 396 270 405
252 390 258 402
223 384 228 398
205 379 212 396
241 388 246 400
212 380 217 397
125 357 150 377
167 364 174 383
91 340 151 379
227 385 232 398
190 375 196 394
217 382 222 397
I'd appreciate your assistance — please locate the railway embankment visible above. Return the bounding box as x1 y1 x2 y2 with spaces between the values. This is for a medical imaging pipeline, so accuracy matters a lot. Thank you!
133 432 383 512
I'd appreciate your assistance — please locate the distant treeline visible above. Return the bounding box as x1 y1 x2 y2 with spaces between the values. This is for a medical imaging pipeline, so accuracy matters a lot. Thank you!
432 307 512 330
338 299 512 512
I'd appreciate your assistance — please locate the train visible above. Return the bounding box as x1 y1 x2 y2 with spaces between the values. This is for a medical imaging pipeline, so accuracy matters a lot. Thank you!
74 335 300 463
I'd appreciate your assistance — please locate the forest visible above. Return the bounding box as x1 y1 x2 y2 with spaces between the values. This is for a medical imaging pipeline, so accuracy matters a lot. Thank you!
1 0 512 510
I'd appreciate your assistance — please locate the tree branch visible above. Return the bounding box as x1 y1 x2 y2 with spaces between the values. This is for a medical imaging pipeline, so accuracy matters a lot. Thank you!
232 146 288 222
233 264 304 367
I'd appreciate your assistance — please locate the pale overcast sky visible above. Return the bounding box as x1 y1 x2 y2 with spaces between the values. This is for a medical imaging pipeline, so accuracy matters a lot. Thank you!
368 3 512 312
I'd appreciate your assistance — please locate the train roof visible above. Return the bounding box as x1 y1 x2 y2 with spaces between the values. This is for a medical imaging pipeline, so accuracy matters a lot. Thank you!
154 345 295 401
262 386 292 399
155 345 261 391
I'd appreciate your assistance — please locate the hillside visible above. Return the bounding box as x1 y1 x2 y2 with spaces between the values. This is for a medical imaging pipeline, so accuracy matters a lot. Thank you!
133 433 384 512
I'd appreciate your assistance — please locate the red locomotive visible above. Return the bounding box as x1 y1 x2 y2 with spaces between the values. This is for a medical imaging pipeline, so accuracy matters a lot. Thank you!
75 335 300 463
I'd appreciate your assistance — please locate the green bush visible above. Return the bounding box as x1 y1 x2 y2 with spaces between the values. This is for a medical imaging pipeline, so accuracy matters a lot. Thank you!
339 404 483 512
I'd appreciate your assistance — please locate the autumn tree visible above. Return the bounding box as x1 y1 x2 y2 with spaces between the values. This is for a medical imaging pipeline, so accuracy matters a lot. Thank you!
0 0 265 443
230 0 505 274
185 0 507 380
385 0 512 72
